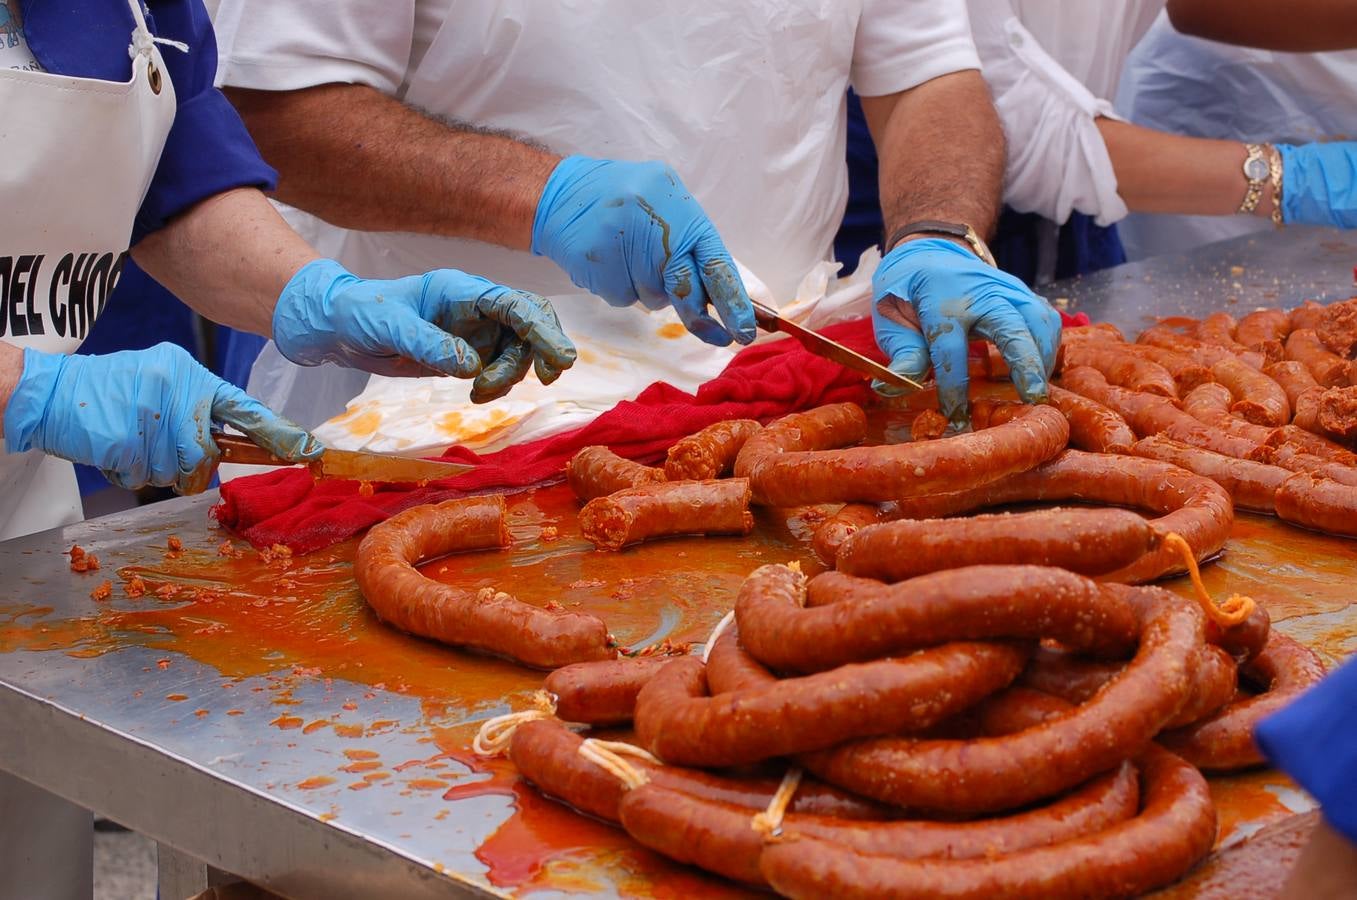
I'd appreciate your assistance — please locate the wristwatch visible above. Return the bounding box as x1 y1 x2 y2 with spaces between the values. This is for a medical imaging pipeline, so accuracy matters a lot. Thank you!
1266 144 1284 228
885 220 997 267
1238 143 1270 215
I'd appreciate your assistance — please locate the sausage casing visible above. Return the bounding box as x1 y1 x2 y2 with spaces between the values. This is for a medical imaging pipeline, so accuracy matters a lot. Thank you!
566 445 665 501
663 419 762 481
579 479 754 551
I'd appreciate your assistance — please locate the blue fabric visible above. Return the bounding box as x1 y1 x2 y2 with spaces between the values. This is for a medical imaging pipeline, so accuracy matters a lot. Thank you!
833 90 1126 285
1255 656 1357 844
20 0 277 245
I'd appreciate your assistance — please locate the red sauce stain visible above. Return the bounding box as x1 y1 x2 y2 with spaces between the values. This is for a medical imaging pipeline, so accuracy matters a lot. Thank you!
406 779 447 791
193 709 209 718
295 776 335 790
363 772 391 783
301 720 330 735
342 761 382 774
225 709 244 716
348 781 371 791
332 724 365 739
343 749 380 761
1209 770 1300 846
270 715 304 730
165 693 188 702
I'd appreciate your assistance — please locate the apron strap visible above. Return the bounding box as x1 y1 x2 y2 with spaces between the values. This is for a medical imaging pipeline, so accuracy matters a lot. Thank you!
125 0 188 61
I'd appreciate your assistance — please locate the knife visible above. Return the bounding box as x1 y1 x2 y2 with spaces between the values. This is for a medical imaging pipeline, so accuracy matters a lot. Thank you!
214 434 474 483
751 301 923 391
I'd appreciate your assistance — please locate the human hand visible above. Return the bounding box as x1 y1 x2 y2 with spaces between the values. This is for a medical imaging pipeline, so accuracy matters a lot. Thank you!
1278 142 1357 229
872 238 1061 430
3 343 321 494
272 259 577 403
532 156 757 347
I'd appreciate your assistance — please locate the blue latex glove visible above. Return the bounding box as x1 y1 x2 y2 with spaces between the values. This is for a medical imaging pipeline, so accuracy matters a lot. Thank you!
872 238 1061 430
1279 142 1357 229
273 259 577 404
3 343 322 494
531 156 757 347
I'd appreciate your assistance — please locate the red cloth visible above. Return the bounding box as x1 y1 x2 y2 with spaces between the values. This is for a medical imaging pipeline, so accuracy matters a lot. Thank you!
215 312 1088 553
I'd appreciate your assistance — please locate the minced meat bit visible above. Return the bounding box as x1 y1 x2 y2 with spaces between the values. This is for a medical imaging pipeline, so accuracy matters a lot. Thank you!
1318 297 1357 358
89 581 112 602
124 576 147 598
68 545 100 572
166 535 184 557
1317 386 1357 440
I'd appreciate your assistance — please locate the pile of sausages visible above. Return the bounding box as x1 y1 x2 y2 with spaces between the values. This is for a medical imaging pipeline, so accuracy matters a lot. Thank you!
495 560 1322 898
1049 301 1357 538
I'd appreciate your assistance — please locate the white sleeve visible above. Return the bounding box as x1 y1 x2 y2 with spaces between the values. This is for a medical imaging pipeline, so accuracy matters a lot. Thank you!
852 0 982 98
975 14 1127 226
212 0 416 94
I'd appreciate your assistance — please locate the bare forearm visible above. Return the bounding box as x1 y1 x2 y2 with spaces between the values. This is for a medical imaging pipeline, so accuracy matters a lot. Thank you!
131 188 319 336
864 71 1005 240
1098 119 1276 219
0 340 21 436
225 84 559 251
1285 820 1357 897
1167 0 1357 51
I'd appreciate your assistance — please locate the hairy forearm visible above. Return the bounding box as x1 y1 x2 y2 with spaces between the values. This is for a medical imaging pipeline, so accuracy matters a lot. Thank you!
131 188 319 336
225 84 560 251
864 71 1006 241
0 340 21 437
1167 0 1357 51
1098 119 1276 219
1285 820 1357 897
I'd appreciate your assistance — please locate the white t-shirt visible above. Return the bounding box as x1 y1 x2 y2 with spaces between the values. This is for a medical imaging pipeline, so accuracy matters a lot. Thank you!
969 0 1164 226
0 2 43 72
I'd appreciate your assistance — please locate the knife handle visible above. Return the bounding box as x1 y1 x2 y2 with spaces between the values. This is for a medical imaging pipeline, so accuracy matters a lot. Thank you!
214 434 289 467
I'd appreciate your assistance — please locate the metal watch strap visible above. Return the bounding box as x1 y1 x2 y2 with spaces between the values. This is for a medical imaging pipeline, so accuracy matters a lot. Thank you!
885 220 997 267
1238 143 1268 215
1267 144 1284 228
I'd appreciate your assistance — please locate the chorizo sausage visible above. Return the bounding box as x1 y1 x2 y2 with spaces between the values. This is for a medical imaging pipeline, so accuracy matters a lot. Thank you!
1274 472 1357 537
545 656 679 725
1263 360 1321 409
1060 342 1178 398
1205 600 1272 665
1181 382 1280 444
1316 385 1357 441
733 403 868 479
910 408 949 442
1289 300 1327 333
799 587 1202 814
354 497 613 669
1235 308 1291 353
737 403 1070 507
578 479 753 551
566 446 665 501
1211 356 1290 426
1129 435 1289 514
834 508 1157 580
1258 441 1357 487
764 745 1216 900
663 419 762 481
811 503 884 565
1060 322 1126 343
1285 328 1352 388
634 639 1028 767
1121 344 1213 393
1317 296 1357 357
618 783 768 886
886 450 1235 585
1195 311 1248 352
1048 386 1136 453
508 717 887 824
735 563 1140 675
1263 423 1357 467
1137 325 1235 366
1159 632 1325 771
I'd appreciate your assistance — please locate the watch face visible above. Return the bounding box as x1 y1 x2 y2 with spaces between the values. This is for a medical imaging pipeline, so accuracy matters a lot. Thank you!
1244 156 1270 181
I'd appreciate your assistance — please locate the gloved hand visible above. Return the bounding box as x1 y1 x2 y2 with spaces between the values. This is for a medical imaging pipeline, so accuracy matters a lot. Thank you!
3 343 321 494
872 238 1061 430
531 156 757 347
273 259 577 404
1279 142 1357 229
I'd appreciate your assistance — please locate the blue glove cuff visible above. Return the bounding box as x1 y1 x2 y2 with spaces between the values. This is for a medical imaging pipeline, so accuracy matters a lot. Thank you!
531 155 605 260
3 347 65 455
874 237 981 301
1279 142 1357 229
272 258 359 367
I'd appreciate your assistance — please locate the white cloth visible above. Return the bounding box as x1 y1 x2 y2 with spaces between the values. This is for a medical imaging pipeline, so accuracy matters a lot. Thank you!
211 0 981 448
969 0 1163 226
1116 15 1357 260
0 0 176 540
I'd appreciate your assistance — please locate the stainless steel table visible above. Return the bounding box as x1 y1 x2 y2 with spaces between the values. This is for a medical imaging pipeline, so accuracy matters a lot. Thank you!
2 226 1355 900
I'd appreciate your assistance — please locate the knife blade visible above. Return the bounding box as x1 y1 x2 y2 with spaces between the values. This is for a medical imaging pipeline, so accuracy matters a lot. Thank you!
751 302 923 391
214 434 474 483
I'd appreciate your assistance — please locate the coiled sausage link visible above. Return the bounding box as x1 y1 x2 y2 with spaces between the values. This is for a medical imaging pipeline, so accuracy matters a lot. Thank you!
545 655 680 725
1274 472 1357 537
1060 342 1178 398
834 508 1158 580
1285 328 1352 388
810 503 884 565
799 587 1202 814
1181 382 1280 444
763 745 1215 900
1235 308 1291 353
1129 435 1289 514
1211 356 1290 426
734 563 1140 675
566 446 665 501
735 403 1069 507
1121 344 1213 393
1048 386 1136 454
663 419 762 481
579 479 753 551
354 497 613 669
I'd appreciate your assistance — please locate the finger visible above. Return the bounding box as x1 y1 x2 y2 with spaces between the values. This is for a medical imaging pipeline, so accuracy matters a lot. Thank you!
470 339 534 404
476 290 578 374
915 304 974 430
174 393 220 495
870 295 930 397
384 313 483 379
1012 293 1063 378
665 251 733 347
970 301 1051 404
694 236 757 345
212 383 325 462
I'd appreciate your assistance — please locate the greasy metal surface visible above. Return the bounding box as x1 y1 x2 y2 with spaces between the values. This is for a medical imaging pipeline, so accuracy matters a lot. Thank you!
0 228 1354 897
1049 225 1357 335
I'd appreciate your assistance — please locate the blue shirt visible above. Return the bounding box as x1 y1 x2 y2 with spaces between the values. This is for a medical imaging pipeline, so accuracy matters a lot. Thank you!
1255 655 1357 843
20 0 277 244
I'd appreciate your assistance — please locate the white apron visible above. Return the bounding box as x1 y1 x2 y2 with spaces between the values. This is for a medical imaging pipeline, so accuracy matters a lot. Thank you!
0 0 176 542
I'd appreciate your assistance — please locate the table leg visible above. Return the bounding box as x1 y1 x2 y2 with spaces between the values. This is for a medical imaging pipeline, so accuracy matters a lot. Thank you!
0 770 92 900
157 844 238 900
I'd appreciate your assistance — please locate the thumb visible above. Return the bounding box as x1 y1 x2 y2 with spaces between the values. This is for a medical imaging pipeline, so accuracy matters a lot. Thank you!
872 300 930 397
212 383 324 462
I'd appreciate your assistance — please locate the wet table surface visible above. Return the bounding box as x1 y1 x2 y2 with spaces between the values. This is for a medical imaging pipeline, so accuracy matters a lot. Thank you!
2 226 1356 899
